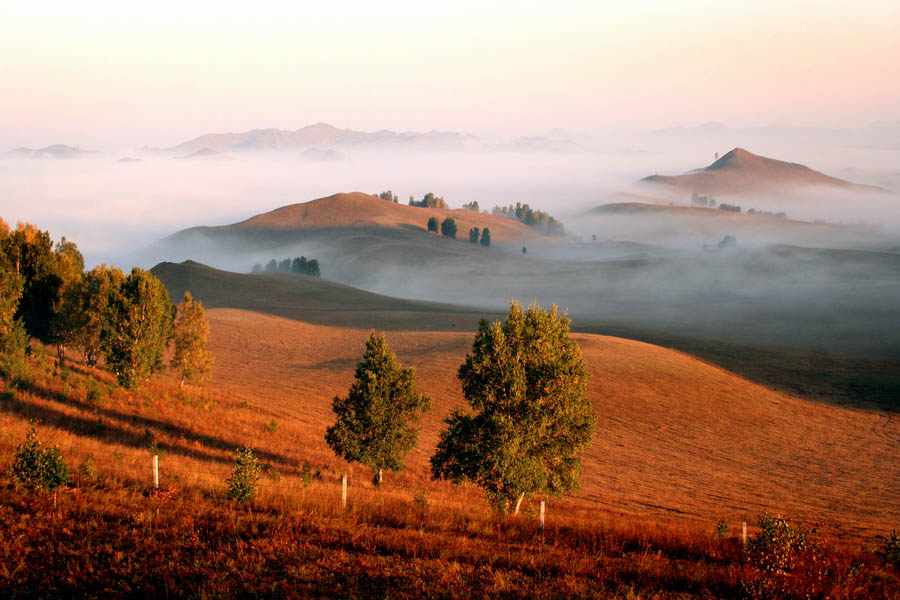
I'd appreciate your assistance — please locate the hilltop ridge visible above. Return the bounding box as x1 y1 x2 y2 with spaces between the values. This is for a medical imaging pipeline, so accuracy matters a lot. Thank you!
642 147 888 195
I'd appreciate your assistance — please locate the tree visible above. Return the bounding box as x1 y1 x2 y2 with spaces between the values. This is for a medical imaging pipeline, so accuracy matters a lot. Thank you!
480 228 491 247
430 301 596 514
265 259 277 273
278 258 291 272
171 291 214 387
522 246 527 255
325 332 431 485
10 427 71 491
427 217 439 233
68 265 124 367
251 263 263 273
468 227 480 243
225 447 261 504
104 268 174 388
441 218 457 239
0 221 23 348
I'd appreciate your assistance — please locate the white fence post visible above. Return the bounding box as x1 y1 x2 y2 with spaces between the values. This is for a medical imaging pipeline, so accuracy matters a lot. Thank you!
741 521 747 547
341 474 347 510
539 500 545 533
153 455 159 489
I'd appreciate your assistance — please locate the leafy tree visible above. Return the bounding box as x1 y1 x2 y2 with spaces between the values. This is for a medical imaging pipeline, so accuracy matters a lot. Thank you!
410 193 448 209
522 246 527 255
480 228 491 247
104 268 174 388
431 301 596 514
225 447 262 503
278 258 291 272
306 259 321 278
251 263 263 273
427 217 439 233
265 259 277 273
326 332 431 485
441 218 457 239
171 291 214 387
462 201 480 212
67 265 125 367
378 190 398 203
468 227 480 243
9 427 71 490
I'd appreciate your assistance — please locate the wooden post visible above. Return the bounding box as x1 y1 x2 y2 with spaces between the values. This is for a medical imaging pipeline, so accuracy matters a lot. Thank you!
153 455 159 489
341 474 347 510
539 500 545 533
741 521 747 547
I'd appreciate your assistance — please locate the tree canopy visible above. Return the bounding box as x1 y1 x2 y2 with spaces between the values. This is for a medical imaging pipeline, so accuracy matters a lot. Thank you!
440 218 457 239
171 291 214 387
427 217 439 233
430 301 596 514
104 268 175 388
326 332 431 485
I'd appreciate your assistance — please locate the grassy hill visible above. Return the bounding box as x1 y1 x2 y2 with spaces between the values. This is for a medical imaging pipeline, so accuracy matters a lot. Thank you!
641 147 889 195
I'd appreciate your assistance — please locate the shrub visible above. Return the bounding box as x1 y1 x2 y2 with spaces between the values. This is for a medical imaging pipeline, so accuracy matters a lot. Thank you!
468 227 480 243
880 530 900 569
747 514 820 574
9 427 71 490
715 519 729 540
440 218 457 239
427 217 438 233
225 447 261 504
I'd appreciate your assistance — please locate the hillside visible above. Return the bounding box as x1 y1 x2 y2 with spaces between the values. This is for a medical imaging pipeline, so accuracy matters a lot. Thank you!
150 260 485 330
641 147 888 195
6 144 100 159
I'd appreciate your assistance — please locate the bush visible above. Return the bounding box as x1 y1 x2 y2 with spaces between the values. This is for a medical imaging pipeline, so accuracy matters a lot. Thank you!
9 427 71 490
427 217 438 233
747 514 821 574
440 218 457 239
225 447 261 504
880 530 900 569
468 227 480 243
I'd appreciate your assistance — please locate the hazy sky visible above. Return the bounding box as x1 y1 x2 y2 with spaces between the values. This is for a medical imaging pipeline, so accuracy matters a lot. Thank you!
2 1 899 149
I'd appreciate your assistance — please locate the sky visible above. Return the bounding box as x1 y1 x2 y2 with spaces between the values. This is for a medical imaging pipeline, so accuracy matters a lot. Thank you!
1 0 899 150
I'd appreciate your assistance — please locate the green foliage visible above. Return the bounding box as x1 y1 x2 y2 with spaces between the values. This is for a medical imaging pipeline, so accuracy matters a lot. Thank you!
264 259 277 273
9 427 71 490
378 190 398 203
67 265 125 367
258 256 320 277
747 514 821 575
468 227 480 243
714 519 729 540
326 332 431 484
880 530 900 569
492 202 565 236
76 454 99 483
431 301 596 513
480 228 491 247
225 447 262 504
171 291 214 387
461 201 479 212
104 268 175 389
427 217 439 233
719 202 742 213
440 218 457 239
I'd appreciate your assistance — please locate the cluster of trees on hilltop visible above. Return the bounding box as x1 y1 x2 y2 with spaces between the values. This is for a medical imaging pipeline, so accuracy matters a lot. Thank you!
327 301 596 514
377 190 399 203
409 192 448 209
252 256 321 278
468 227 491 246
747 208 787 218
718 203 741 213
492 202 565 236
0 219 212 389
461 201 480 212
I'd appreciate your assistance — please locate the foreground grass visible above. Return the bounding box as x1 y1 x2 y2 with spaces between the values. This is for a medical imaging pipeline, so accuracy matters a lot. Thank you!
1 348 898 598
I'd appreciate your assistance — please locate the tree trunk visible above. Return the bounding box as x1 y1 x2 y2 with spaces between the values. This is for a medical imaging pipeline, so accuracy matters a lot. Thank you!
377 469 383 486
513 493 524 515
179 375 185 389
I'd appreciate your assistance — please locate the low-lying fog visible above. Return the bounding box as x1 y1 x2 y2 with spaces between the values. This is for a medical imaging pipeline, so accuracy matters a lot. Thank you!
2 138 899 361
2 138 899 268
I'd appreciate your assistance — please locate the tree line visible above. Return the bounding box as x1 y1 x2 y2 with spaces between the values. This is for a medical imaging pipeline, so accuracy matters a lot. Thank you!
492 202 565 236
426 217 491 246
252 257 321 278
326 301 596 514
0 219 212 389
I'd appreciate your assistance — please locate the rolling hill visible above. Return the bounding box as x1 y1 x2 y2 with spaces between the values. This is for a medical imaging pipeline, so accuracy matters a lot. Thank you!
641 147 888 195
144 259 900 537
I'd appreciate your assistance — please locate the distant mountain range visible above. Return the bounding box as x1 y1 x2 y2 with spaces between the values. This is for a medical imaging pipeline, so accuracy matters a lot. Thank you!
7 144 100 159
641 147 890 195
